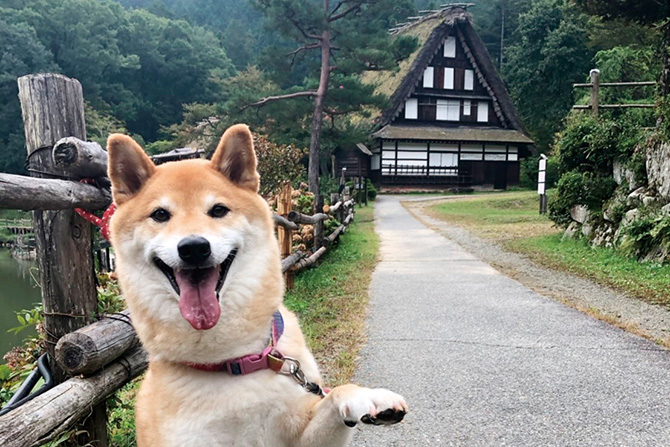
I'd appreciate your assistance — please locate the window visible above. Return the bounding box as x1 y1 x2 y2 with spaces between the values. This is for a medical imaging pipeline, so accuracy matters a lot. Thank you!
444 67 454 90
464 69 474 90
405 98 418 119
443 36 456 58
423 67 434 88
463 100 472 116
460 143 483 161
396 142 428 176
477 101 489 122
508 146 518 161
485 145 506 161
435 99 460 121
429 152 458 176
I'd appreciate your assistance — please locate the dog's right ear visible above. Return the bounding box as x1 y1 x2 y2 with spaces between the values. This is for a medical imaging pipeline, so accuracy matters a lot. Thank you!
107 134 156 205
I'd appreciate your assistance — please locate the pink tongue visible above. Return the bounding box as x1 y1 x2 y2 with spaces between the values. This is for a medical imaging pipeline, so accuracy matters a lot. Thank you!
175 268 221 330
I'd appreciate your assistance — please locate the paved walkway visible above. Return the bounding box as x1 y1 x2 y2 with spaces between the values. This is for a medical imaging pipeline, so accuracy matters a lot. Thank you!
351 196 670 447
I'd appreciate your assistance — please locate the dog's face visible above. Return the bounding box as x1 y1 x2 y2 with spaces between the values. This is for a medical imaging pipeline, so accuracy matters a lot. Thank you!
108 125 281 344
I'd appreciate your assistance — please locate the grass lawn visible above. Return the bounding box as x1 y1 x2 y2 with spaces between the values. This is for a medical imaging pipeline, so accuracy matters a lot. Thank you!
285 204 378 385
426 190 670 308
426 190 557 242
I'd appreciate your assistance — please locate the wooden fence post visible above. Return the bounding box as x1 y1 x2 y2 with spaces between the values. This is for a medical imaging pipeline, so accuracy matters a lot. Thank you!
277 183 294 289
18 74 108 447
590 69 600 117
314 195 325 250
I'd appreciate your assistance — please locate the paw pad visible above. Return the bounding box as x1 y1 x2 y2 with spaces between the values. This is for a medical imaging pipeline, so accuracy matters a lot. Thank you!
361 408 406 426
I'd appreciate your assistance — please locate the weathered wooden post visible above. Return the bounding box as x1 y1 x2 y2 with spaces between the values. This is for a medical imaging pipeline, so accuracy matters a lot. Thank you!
590 69 600 117
18 73 108 446
363 178 369 206
277 183 294 289
314 195 325 250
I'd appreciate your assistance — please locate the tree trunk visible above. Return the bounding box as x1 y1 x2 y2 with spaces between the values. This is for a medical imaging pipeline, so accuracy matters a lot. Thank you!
307 26 331 200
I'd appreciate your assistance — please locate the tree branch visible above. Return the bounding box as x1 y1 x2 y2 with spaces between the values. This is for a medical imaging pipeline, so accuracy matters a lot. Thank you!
240 91 319 111
328 2 362 21
288 14 322 40
287 43 321 66
286 43 321 57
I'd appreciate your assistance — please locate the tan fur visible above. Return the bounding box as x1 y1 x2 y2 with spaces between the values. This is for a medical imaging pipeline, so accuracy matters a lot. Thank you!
108 124 407 447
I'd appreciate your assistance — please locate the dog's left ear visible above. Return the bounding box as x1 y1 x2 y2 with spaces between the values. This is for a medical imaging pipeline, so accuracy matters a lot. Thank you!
210 124 259 192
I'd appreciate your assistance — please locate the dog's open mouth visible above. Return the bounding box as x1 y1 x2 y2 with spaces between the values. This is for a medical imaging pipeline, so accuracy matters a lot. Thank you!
153 249 237 330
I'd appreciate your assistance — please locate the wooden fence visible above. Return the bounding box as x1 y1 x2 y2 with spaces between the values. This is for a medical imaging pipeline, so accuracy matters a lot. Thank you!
0 73 356 447
573 69 656 116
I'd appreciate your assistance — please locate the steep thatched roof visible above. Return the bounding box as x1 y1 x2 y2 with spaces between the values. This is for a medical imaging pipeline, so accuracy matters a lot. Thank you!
361 5 534 152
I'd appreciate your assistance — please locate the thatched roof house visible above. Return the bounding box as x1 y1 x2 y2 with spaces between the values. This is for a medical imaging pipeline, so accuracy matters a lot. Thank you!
361 4 535 189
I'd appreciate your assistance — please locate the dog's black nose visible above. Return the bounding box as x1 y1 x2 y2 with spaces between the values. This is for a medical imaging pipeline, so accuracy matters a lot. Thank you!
178 236 212 265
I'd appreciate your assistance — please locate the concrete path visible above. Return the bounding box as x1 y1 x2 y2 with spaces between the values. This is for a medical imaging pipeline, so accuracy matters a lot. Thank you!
351 196 670 447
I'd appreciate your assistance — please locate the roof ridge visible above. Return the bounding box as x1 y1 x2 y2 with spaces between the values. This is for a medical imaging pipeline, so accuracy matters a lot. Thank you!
389 3 474 36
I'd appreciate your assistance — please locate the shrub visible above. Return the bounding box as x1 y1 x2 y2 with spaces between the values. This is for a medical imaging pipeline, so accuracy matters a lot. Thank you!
255 135 306 198
619 213 670 260
345 179 376 202
548 170 617 226
520 156 559 189
555 113 645 176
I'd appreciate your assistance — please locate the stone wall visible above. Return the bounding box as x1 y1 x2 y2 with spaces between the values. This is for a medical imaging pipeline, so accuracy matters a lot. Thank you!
563 139 670 262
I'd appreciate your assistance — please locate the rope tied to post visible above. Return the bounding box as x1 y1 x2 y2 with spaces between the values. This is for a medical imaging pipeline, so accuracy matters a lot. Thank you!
74 179 116 241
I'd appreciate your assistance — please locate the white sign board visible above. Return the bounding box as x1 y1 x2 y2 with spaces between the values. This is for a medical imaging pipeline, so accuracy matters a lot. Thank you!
537 154 547 196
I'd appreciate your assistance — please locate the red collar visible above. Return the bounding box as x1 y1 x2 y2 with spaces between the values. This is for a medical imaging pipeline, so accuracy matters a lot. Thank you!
183 311 285 375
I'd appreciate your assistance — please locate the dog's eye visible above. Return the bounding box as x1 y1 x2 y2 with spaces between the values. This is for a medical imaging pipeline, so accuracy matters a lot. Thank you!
150 208 171 223
208 204 229 218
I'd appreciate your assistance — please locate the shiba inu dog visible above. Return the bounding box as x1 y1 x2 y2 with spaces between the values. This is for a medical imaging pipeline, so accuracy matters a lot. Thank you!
107 124 408 447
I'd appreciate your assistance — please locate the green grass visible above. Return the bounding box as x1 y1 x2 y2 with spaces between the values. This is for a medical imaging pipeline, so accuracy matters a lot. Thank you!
511 234 670 308
427 190 557 241
285 205 379 385
426 190 670 309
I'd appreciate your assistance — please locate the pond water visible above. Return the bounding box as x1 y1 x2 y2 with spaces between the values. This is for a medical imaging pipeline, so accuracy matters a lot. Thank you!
0 250 40 358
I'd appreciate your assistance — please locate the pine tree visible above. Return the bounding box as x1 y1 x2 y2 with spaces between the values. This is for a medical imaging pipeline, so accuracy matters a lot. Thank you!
247 0 417 198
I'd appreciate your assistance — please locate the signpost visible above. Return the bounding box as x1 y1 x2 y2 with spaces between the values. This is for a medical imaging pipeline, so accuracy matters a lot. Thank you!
538 154 547 214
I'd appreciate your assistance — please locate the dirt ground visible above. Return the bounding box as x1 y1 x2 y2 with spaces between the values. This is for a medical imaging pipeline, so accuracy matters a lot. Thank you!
402 196 670 347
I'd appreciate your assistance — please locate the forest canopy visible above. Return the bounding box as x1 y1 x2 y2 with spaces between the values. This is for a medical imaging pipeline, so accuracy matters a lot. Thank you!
0 0 666 175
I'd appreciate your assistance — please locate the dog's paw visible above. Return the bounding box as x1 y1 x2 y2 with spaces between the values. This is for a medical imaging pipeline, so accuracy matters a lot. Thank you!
338 387 408 428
